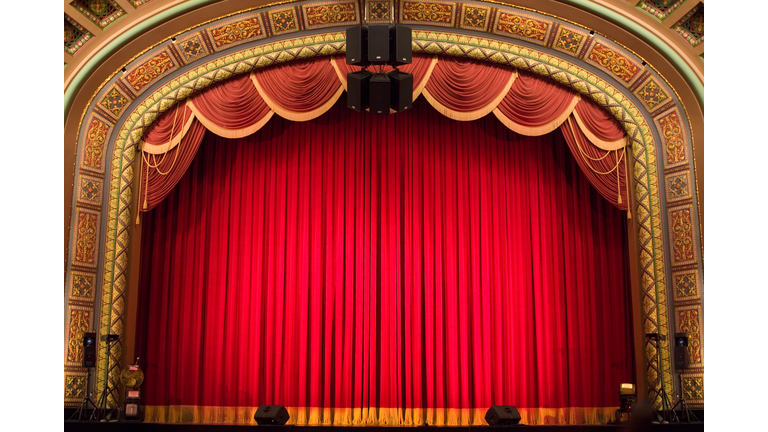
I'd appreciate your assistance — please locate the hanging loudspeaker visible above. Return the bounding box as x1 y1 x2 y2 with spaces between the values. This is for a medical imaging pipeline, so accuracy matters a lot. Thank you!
347 70 372 112
388 70 413 112
346 26 369 66
368 24 391 62
254 405 290 425
369 73 391 114
485 406 522 426
389 25 412 65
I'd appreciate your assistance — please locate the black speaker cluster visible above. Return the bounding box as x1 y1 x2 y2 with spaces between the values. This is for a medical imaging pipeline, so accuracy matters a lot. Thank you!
346 25 413 114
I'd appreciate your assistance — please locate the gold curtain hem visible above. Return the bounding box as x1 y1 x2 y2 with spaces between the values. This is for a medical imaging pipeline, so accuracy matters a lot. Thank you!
491 94 580 136
144 405 619 426
572 109 627 151
139 108 195 155
422 69 517 122
187 98 275 139
251 73 344 122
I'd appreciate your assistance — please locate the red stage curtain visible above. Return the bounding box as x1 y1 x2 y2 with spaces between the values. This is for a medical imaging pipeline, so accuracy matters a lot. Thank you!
136 98 634 425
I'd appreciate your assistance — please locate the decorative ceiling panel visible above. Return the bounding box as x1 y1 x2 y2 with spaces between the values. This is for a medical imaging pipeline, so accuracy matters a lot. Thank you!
671 2 703 47
128 0 155 8
636 0 687 22
65 14 94 56
70 0 127 30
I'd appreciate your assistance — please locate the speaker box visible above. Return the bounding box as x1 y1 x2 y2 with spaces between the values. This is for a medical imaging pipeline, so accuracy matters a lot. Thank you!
675 343 688 370
674 332 688 370
347 70 372 111
389 25 412 65
346 26 369 66
369 73 391 114
388 70 413 112
82 332 97 368
368 24 391 62
254 405 290 425
485 406 522 426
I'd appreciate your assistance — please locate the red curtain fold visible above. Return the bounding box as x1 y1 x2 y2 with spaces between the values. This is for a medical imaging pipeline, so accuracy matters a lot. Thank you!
136 98 634 425
188 73 271 130
251 57 342 113
332 54 435 90
142 103 194 146
423 56 514 112
559 117 628 210
139 119 207 212
573 99 626 141
495 72 578 127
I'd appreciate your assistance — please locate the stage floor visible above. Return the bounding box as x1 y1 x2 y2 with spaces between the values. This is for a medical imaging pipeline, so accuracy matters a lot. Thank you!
64 422 704 432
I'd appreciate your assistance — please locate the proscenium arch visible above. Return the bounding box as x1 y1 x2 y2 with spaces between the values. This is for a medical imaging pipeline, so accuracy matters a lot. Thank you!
64 0 703 417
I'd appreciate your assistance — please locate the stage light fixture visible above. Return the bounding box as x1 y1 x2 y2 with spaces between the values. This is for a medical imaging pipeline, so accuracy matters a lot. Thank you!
615 383 636 423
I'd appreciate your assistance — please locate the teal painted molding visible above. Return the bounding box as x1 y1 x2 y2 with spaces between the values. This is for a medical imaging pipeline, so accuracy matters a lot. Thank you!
64 0 220 117
561 0 703 105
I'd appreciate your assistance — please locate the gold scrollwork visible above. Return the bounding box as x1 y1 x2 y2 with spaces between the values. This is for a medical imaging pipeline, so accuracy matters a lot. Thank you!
496 14 548 41
84 119 108 170
212 18 262 47
67 309 90 362
659 113 685 165
76 213 98 264
126 53 175 91
671 208 693 262
305 4 357 26
678 309 701 364
588 43 639 83
403 3 453 23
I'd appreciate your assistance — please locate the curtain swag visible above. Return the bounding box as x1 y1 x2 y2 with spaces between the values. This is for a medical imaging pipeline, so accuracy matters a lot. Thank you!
137 54 630 216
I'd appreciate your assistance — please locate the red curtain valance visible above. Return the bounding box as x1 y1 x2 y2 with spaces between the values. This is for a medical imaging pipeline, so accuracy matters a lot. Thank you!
423 56 516 120
251 58 344 121
493 72 579 136
138 55 629 214
188 73 273 138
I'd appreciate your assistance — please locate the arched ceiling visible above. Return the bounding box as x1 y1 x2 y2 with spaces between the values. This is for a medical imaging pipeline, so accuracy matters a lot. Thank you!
63 0 705 256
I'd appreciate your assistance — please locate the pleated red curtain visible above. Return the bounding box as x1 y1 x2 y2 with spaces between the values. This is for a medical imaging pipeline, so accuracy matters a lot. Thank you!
135 97 634 426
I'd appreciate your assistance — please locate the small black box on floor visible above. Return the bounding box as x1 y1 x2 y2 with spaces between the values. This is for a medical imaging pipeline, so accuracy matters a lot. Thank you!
390 25 412 65
369 73 391 114
485 406 522 425
254 405 290 425
347 70 372 111
346 26 369 66
388 70 413 112
368 24 391 62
